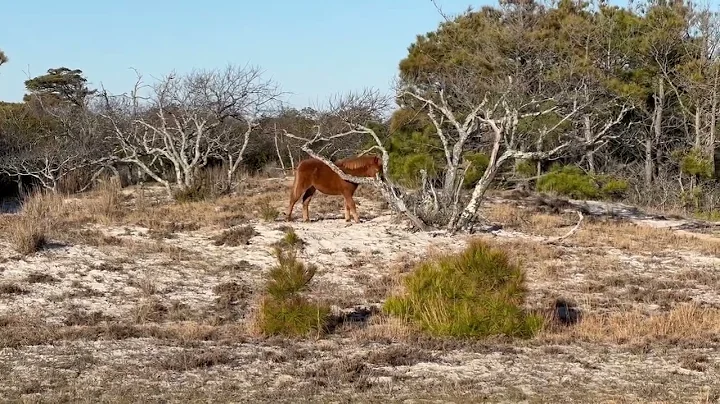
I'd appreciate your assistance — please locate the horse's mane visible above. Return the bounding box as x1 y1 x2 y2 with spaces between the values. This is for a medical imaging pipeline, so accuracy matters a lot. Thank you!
334 155 380 170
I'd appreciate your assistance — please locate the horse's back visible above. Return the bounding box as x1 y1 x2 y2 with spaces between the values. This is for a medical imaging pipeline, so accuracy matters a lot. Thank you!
294 158 349 195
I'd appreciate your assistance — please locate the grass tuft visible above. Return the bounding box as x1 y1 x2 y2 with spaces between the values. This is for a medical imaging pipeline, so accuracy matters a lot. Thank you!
383 239 542 339
258 197 279 222
255 247 330 337
272 227 305 250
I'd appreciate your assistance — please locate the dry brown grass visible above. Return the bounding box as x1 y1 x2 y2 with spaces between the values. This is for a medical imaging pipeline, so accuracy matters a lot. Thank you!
6 215 48 255
0 316 248 349
4 190 64 255
84 179 124 223
542 303 720 345
0 282 28 295
0 182 127 254
157 348 235 371
573 221 720 256
484 202 720 259
482 203 572 236
346 315 417 343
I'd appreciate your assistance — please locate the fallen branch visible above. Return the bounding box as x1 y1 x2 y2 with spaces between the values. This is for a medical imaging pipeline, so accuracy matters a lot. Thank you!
544 210 584 245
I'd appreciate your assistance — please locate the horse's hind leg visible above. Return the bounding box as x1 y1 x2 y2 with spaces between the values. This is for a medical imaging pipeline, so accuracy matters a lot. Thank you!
343 192 360 223
301 186 316 222
344 200 350 222
287 182 307 222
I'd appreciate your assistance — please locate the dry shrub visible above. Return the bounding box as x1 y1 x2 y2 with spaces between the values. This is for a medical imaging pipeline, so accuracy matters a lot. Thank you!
7 216 47 255
0 283 28 295
57 168 94 195
366 345 436 366
173 166 232 203
25 272 59 284
212 280 252 323
384 239 543 339
133 297 168 323
543 303 720 345
64 228 123 247
482 203 531 229
212 225 258 246
64 308 113 326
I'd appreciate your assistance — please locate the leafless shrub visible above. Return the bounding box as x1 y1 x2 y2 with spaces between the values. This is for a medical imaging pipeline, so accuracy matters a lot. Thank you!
212 225 258 246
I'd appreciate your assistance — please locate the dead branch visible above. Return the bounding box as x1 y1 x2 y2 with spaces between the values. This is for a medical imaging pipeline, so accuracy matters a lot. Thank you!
544 210 584 245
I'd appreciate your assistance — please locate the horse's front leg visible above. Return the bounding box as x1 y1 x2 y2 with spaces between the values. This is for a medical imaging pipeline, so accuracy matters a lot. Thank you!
344 200 351 222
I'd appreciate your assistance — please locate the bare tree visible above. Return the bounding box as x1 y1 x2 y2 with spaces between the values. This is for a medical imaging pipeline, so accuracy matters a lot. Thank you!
398 72 632 231
0 97 108 193
99 64 282 197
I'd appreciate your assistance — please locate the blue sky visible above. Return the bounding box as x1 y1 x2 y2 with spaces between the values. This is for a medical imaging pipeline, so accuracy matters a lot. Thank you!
0 0 490 108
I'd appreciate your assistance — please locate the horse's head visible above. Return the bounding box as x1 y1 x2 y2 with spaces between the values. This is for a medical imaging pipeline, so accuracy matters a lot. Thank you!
365 155 384 179
336 154 385 179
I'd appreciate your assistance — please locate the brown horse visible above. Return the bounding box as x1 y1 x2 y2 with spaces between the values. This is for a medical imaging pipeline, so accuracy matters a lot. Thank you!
286 155 383 223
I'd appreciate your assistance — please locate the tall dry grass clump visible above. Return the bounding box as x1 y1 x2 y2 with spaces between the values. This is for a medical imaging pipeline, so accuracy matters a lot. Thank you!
543 303 720 345
253 246 330 337
8 190 65 255
86 178 123 222
384 239 543 339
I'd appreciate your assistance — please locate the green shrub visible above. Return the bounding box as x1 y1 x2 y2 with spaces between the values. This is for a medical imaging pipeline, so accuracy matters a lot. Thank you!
273 227 305 250
383 126 444 187
515 159 536 178
462 152 490 188
258 197 279 221
266 247 316 299
537 165 599 199
258 296 330 337
536 164 627 200
598 177 629 199
383 240 543 339
256 247 330 337
389 152 439 187
676 148 713 179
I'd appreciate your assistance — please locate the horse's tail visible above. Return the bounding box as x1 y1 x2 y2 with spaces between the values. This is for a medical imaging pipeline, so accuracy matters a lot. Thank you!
289 161 303 198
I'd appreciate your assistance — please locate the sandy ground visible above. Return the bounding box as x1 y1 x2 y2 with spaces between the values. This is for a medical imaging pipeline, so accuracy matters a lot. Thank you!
1 179 720 403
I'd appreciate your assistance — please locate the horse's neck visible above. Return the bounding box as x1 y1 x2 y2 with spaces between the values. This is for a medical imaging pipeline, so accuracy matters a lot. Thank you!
339 166 369 177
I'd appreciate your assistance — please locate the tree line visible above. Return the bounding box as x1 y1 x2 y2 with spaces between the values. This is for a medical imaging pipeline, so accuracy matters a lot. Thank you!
1 0 720 230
